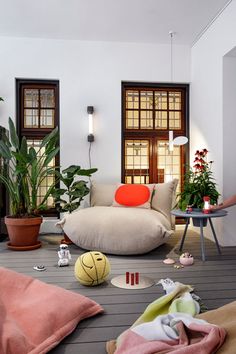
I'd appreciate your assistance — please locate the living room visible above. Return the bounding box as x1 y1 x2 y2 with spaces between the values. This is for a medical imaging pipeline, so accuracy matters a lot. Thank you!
1 0 236 353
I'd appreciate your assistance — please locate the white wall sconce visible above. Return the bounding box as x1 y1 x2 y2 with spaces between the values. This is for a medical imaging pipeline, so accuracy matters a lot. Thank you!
87 106 94 142
169 130 188 151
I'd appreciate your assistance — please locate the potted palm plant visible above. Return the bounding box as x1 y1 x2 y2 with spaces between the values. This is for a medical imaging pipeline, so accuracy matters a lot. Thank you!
51 165 97 244
178 149 220 225
0 118 59 250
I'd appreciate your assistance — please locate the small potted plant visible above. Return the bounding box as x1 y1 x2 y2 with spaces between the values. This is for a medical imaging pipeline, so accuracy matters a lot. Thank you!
51 165 97 243
178 149 220 226
0 118 59 250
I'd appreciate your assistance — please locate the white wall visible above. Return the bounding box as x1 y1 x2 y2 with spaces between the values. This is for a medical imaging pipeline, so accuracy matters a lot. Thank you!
191 0 236 245
0 36 190 232
0 36 190 181
222 53 236 244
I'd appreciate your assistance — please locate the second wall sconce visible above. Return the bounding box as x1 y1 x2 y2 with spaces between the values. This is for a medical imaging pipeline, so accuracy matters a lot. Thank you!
87 106 94 142
169 130 188 151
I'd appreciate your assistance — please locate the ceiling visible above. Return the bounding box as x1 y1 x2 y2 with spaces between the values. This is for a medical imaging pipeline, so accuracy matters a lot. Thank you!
0 0 231 45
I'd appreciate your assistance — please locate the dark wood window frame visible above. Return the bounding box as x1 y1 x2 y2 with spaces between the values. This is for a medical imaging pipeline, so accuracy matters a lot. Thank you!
121 81 189 188
16 78 60 217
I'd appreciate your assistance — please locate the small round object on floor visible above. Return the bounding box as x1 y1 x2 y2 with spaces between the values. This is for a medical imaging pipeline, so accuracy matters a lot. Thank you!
179 252 194 266
163 258 175 265
74 251 110 286
111 274 155 289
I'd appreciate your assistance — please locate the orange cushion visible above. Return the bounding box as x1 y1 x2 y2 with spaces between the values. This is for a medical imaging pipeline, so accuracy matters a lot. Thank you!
114 184 152 208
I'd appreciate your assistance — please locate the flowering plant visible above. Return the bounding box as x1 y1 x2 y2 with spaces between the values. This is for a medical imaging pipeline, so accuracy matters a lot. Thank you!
178 149 220 211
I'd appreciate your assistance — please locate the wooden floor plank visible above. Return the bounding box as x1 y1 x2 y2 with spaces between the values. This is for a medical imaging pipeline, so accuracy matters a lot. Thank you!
1 227 236 353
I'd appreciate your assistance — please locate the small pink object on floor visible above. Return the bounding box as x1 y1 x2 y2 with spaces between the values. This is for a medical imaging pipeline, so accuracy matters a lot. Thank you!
179 252 194 266
163 258 175 265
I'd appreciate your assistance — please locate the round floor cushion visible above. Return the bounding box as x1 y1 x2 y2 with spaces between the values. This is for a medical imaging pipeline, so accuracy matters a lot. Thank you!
62 206 172 255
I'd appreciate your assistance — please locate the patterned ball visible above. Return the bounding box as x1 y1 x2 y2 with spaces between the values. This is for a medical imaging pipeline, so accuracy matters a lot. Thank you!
74 251 110 286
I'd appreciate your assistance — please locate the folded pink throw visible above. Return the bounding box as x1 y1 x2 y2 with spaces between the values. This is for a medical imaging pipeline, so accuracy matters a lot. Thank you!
0 267 103 354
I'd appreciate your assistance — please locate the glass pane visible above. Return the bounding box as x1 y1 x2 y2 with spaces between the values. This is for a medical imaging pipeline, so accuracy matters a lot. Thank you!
169 91 181 110
126 90 139 109
24 109 39 128
24 89 39 108
40 89 55 108
155 111 167 129
124 139 149 184
157 140 181 193
140 110 153 129
155 91 167 110
40 109 54 128
126 110 139 129
140 91 153 109
169 111 181 130
26 139 56 208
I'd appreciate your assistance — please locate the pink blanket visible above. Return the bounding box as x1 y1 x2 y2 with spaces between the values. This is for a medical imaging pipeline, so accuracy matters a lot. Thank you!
0 267 103 354
107 313 226 354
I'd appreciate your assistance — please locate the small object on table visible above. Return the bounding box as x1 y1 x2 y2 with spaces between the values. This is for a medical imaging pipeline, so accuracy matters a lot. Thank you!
203 196 211 214
58 244 72 267
163 258 175 265
33 265 46 271
186 205 193 213
179 252 194 266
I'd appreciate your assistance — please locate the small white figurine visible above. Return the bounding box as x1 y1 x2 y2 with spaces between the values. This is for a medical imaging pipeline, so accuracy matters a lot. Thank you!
58 244 71 267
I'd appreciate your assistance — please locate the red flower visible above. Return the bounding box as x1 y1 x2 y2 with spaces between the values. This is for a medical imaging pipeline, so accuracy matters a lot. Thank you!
203 149 208 154
193 163 200 169
199 158 205 164
195 150 200 155
194 157 199 162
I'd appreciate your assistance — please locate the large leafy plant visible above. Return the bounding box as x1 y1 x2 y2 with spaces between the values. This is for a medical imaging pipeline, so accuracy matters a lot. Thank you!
178 149 220 210
51 165 97 213
0 117 59 217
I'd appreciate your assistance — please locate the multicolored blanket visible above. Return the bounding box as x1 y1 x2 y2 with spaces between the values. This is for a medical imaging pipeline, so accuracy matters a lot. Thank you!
107 279 226 354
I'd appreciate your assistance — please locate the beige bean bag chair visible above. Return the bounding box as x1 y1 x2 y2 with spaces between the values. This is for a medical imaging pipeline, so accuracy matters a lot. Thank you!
62 179 178 255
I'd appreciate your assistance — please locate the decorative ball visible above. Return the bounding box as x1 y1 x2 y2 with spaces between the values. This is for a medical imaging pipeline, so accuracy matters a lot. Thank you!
74 251 110 286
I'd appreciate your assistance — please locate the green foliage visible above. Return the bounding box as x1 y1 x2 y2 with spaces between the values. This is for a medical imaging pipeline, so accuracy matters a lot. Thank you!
51 165 97 213
0 117 59 217
178 149 220 211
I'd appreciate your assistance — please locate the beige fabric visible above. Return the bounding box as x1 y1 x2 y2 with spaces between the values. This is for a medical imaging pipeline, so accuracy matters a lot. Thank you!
151 179 178 229
112 184 154 209
90 182 117 207
63 206 172 255
197 301 236 354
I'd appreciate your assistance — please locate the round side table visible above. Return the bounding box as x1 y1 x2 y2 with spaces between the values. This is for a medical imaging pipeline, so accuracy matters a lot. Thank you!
171 209 228 261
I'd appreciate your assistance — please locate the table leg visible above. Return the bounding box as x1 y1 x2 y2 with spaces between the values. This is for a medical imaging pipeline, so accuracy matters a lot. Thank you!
199 219 206 262
209 218 222 255
179 218 189 252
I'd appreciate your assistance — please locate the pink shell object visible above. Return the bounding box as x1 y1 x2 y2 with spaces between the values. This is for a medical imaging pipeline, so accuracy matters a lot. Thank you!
179 256 194 266
163 258 175 265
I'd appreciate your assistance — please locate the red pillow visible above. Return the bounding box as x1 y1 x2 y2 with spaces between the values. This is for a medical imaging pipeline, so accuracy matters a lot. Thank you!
113 184 154 209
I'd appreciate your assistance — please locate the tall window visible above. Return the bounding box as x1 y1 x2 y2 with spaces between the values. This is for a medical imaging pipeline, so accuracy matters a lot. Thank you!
122 82 189 193
16 79 59 216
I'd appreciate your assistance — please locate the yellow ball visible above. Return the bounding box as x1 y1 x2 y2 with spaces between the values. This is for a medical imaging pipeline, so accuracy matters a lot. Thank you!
74 251 110 286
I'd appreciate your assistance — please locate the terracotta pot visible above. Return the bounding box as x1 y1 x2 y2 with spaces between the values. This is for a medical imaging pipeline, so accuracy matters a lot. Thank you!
5 216 42 251
61 232 73 245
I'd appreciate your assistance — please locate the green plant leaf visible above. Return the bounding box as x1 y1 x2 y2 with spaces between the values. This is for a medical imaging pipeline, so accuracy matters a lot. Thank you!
0 140 12 160
8 117 19 150
41 127 58 147
43 146 60 167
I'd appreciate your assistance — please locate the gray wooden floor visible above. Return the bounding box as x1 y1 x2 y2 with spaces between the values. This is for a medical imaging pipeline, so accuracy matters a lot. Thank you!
1 227 236 353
